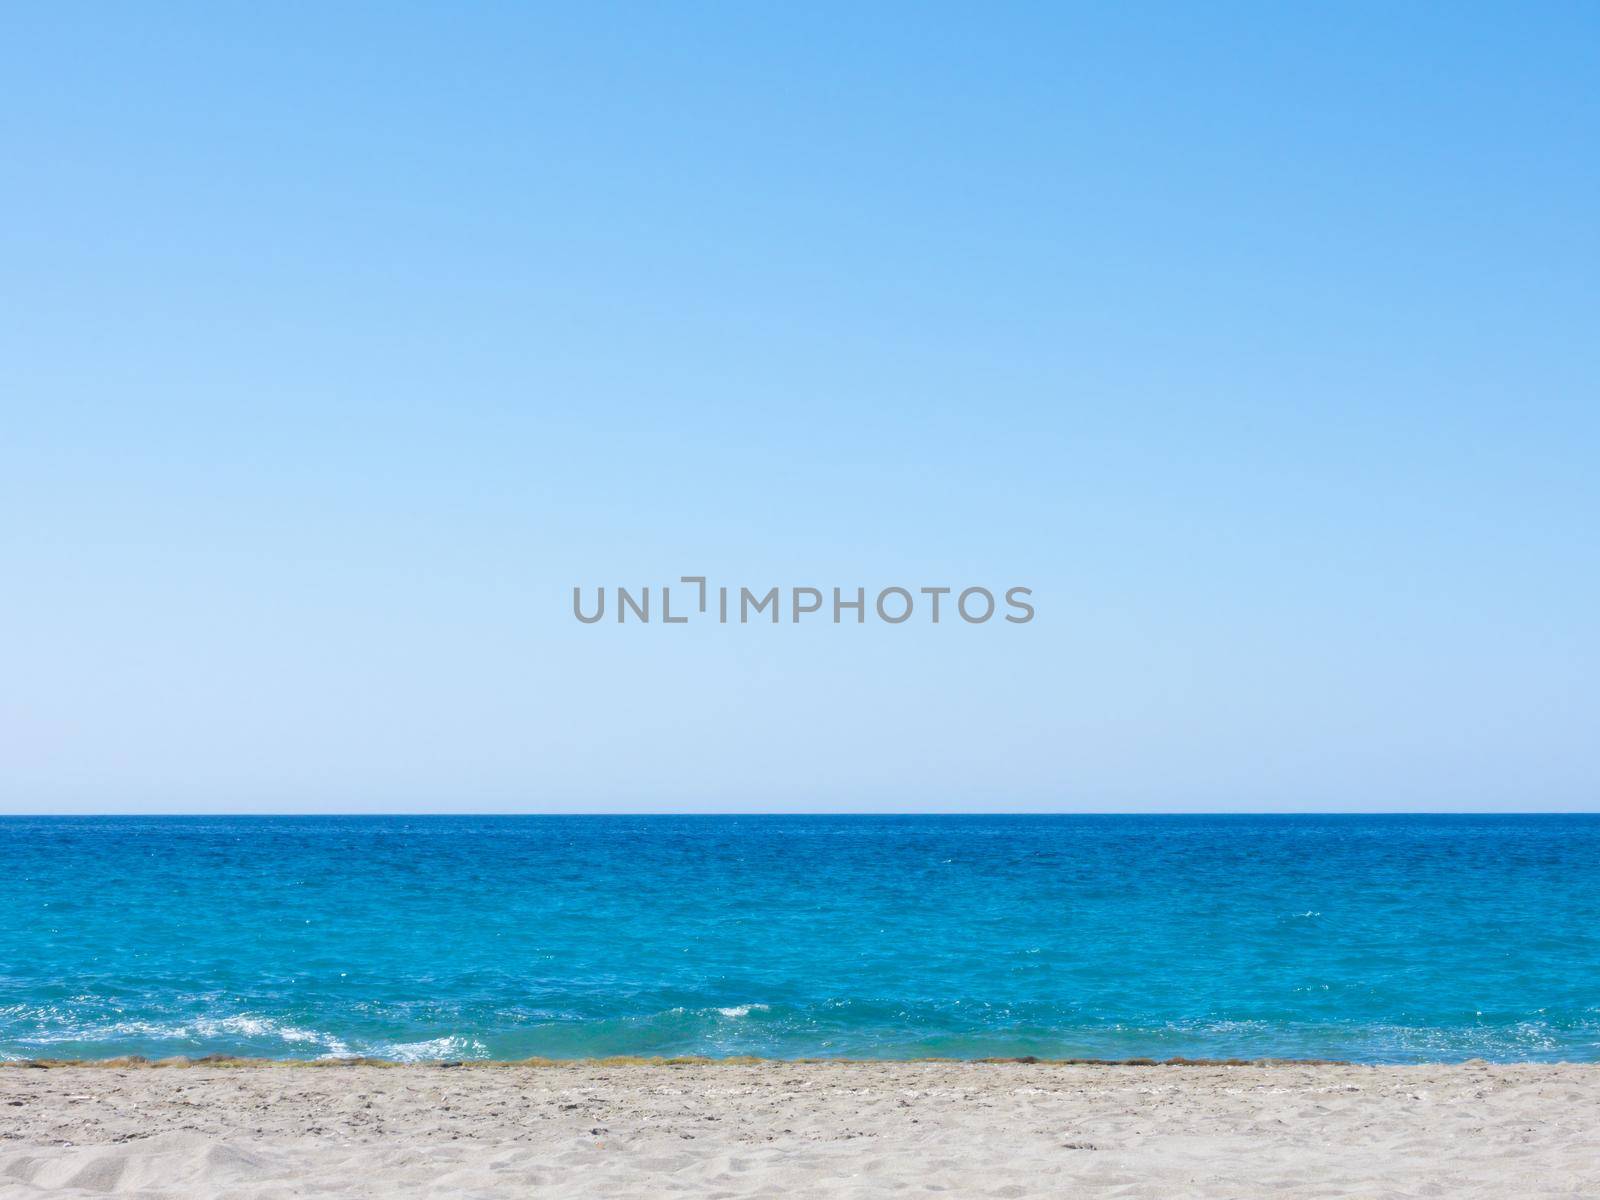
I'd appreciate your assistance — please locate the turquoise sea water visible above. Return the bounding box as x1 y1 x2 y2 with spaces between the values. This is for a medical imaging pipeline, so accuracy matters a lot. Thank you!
2 815 1597 1063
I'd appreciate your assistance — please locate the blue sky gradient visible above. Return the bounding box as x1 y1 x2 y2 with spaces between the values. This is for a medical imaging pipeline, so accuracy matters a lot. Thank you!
3 3 1596 811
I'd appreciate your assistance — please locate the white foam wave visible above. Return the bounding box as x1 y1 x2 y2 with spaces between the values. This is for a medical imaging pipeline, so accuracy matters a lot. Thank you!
191 1015 349 1053
715 1004 771 1019
4 1011 350 1056
373 1036 489 1063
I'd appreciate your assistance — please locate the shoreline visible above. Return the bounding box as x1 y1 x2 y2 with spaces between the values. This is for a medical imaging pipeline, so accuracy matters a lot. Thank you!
5 1060 1596 1196
4 1053 1363 1069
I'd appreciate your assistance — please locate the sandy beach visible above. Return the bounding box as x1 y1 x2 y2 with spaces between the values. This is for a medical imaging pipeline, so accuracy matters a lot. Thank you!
1 1060 1595 1198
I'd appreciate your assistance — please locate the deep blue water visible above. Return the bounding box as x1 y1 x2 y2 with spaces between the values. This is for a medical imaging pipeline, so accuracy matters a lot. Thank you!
2 815 1598 1063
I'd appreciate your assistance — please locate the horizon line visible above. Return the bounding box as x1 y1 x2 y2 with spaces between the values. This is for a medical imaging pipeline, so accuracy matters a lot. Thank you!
2 810 1597 818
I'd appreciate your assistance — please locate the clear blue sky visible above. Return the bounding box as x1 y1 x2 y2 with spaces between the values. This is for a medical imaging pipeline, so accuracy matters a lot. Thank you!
3 3 1596 811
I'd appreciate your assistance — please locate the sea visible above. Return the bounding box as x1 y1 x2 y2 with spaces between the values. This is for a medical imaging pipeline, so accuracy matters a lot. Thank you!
3 814 1597 1064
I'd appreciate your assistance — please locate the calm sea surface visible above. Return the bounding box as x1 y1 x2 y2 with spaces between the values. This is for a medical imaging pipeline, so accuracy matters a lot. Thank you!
2 815 1597 1063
